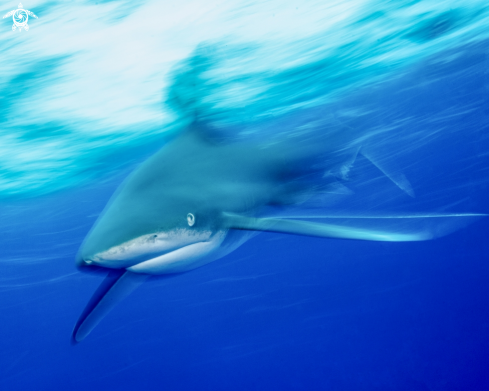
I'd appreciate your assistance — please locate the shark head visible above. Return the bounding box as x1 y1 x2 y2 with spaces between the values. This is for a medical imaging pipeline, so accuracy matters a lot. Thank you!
76 128 290 277
76 182 231 275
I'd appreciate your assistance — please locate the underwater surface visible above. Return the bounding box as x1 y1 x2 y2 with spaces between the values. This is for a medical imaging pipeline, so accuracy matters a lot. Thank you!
1 0 489 389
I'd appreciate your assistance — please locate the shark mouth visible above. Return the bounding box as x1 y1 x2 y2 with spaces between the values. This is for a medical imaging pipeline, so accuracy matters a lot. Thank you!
80 229 227 274
127 231 227 274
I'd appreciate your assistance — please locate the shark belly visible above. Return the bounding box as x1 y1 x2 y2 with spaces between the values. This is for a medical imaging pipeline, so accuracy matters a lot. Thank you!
127 230 228 274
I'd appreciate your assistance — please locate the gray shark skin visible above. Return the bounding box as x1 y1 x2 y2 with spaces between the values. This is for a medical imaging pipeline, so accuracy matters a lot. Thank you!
73 126 484 343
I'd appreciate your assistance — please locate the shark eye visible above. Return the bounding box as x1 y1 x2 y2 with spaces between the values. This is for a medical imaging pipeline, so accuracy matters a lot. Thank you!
187 213 195 227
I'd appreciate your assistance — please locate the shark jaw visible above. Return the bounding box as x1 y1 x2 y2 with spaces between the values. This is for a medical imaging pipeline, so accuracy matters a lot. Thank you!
78 229 228 274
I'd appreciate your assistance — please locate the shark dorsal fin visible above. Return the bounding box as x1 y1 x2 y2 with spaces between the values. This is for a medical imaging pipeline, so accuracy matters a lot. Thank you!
360 149 415 198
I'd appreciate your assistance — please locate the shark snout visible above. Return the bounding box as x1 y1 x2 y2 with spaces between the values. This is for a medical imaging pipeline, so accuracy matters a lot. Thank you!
75 250 107 274
76 250 98 266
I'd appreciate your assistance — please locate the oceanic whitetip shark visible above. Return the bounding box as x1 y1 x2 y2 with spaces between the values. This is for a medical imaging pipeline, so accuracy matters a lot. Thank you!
72 125 484 342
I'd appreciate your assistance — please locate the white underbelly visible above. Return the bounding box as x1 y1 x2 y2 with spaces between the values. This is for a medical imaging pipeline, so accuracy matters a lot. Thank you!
127 231 227 274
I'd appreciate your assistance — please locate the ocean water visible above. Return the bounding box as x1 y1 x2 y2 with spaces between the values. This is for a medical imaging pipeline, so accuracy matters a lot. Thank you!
1 0 489 390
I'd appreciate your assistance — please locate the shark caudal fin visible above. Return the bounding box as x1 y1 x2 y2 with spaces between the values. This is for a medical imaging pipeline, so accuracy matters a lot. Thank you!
223 213 486 242
72 270 148 343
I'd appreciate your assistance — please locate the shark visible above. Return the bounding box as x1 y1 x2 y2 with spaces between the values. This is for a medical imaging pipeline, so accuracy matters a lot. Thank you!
72 125 483 342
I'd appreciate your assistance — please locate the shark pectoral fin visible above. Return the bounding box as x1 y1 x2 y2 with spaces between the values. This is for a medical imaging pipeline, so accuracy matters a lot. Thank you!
72 270 149 343
223 213 431 242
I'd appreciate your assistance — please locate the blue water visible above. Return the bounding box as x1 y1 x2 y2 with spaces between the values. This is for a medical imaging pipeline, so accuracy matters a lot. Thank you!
1 1 489 389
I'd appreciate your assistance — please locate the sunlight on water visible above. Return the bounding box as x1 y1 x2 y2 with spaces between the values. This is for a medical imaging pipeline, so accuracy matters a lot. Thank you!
1 0 489 197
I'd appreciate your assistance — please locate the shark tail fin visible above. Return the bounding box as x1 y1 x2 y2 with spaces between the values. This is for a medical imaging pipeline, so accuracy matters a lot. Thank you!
72 270 148 343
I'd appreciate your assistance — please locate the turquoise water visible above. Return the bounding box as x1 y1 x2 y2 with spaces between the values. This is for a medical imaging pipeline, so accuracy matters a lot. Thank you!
2 0 489 198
